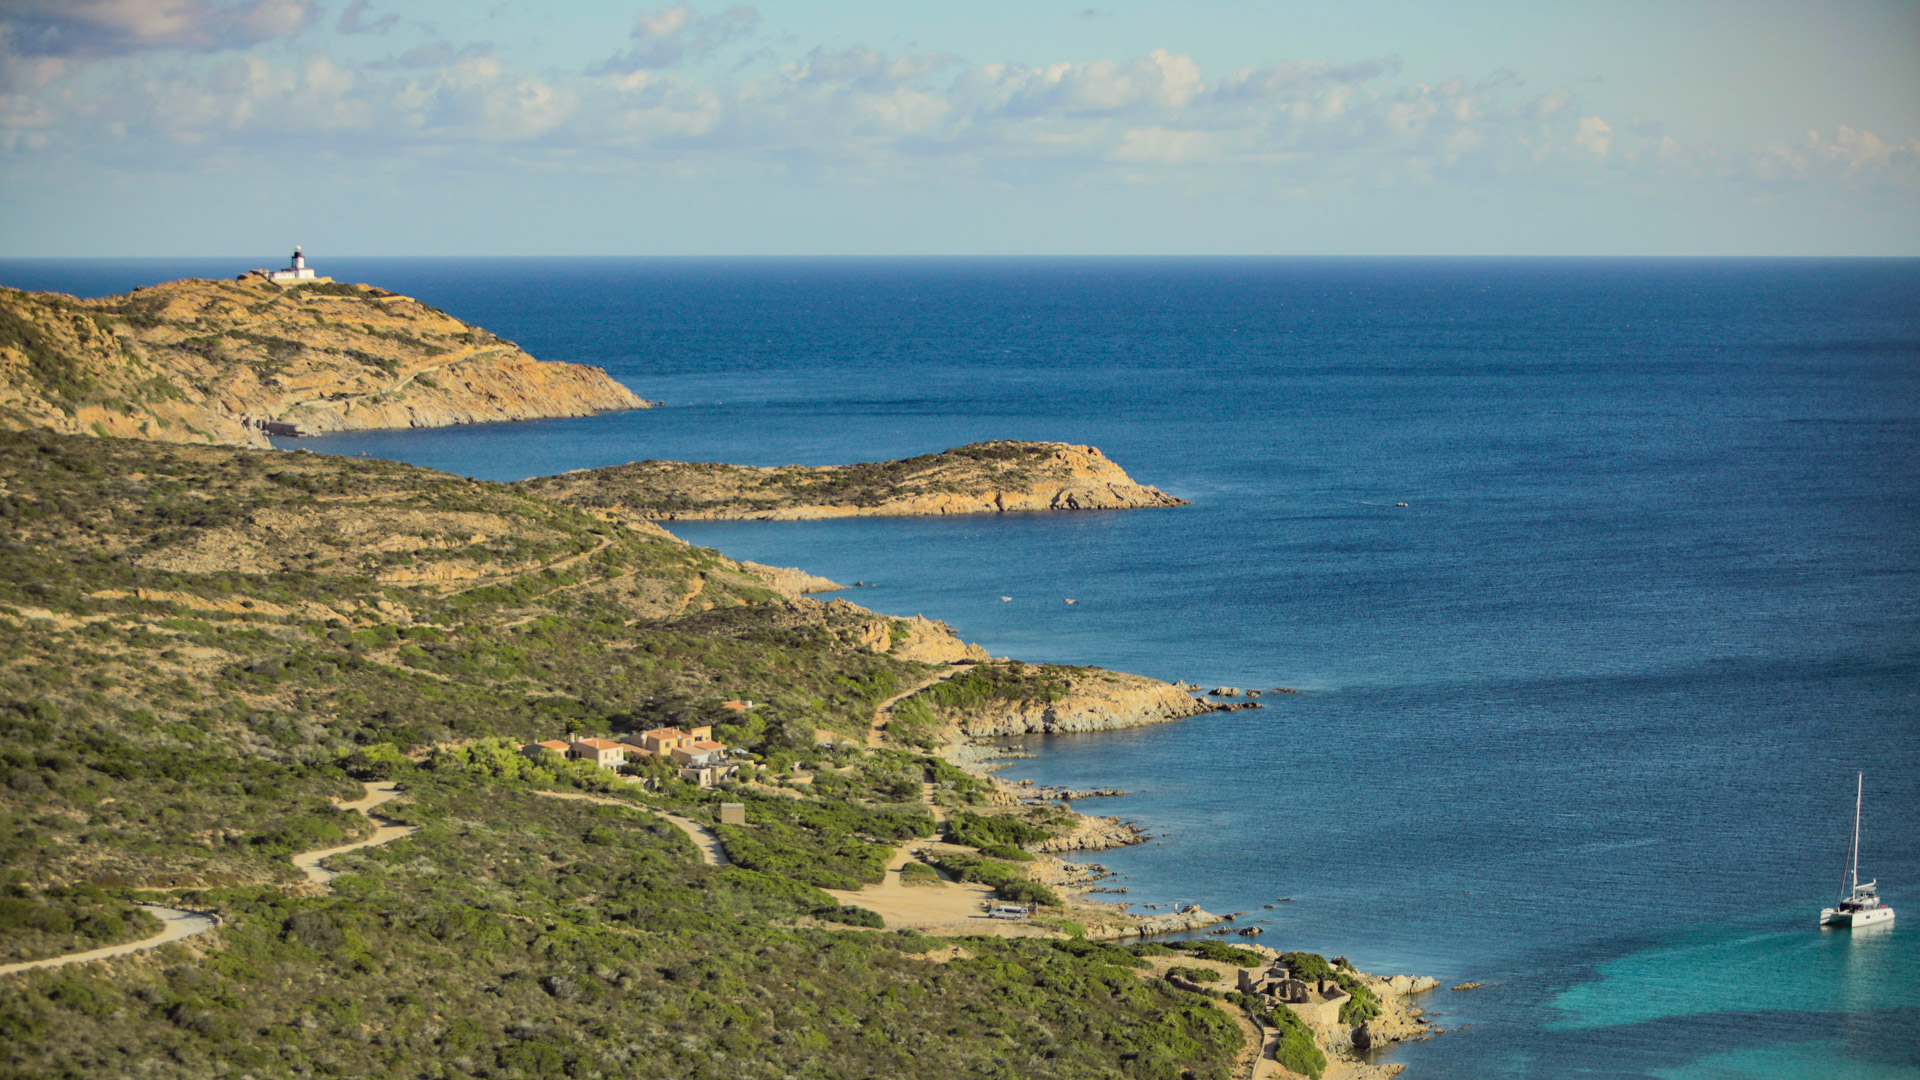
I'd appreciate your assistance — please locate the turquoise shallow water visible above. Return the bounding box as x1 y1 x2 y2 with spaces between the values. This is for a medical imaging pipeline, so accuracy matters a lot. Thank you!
2 256 1915 1078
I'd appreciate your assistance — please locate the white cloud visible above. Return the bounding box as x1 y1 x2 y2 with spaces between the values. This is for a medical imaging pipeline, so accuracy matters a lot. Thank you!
1754 126 1918 186
1574 115 1612 157
1111 126 1218 163
336 0 398 36
598 4 759 72
0 10 1908 212
0 0 315 57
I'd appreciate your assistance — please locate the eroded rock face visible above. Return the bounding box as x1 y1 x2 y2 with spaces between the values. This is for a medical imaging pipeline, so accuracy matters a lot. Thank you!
1085 907 1225 940
944 668 1215 738
519 441 1187 520
739 562 845 597
1033 816 1146 853
0 277 648 447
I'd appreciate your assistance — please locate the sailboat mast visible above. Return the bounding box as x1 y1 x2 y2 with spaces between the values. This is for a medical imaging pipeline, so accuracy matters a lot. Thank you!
1851 771 1863 895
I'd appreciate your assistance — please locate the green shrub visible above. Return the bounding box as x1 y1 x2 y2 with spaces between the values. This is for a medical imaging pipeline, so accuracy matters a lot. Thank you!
1184 940 1263 967
1227 991 1326 1080
1334 971 1381 1026
948 811 1052 851
1166 965 1218 984
929 853 1061 906
814 904 884 928
1280 951 1336 983
1049 938 1146 968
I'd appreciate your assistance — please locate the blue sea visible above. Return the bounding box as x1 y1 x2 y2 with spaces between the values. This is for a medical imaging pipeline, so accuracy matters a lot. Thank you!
4 256 1917 1079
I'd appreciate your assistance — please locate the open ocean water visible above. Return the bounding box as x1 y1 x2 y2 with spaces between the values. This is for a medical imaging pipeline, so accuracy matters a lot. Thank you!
4 256 1916 1079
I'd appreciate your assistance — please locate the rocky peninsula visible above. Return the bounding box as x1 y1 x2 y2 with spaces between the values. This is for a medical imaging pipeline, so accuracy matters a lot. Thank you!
519 439 1187 519
0 277 648 447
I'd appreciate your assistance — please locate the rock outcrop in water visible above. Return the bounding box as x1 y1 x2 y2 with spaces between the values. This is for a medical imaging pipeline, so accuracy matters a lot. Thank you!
0 277 648 447
519 440 1186 520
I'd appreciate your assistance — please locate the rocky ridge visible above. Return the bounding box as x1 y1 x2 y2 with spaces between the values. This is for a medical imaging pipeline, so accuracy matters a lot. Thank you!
518 440 1187 520
0 277 648 448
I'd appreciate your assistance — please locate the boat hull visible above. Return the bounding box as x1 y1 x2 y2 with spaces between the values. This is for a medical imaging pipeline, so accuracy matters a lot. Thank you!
1820 906 1895 928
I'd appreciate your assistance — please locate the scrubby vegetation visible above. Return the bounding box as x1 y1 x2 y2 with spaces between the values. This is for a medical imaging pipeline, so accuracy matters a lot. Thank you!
919 660 1077 711
1228 991 1328 1079
0 432 1242 1078
928 852 1062 907
713 794 933 890
1278 951 1382 1026
947 810 1054 852
520 441 1092 518
1182 940 1265 967
0 884 162 963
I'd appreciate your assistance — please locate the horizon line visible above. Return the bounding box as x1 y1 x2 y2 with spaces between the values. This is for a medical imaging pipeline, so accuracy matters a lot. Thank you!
3 252 1918 261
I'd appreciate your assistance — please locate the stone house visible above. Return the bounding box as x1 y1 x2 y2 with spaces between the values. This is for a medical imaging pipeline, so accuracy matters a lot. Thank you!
568 738 629 769
669 740 728 768
630 727 693 755
1236 962 1350 1026
519 739 569 761
676 764 733 788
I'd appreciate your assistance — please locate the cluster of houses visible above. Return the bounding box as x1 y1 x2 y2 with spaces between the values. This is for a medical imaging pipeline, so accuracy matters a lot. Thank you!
520 722 741 788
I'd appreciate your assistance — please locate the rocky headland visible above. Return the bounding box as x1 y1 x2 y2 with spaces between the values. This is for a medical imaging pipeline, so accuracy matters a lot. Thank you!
920 663 1217 740
518 440 1187 520
0 277 648 447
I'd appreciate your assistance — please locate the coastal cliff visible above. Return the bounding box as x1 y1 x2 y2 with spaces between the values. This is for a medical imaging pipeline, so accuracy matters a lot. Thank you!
0 277 648 447
518 440 1187 520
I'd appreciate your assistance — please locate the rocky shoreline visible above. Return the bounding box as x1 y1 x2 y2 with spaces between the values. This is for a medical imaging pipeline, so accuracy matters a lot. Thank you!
932 681 1446 1075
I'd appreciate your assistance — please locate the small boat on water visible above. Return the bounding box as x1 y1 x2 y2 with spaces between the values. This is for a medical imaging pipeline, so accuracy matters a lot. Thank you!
1821 772 1895 929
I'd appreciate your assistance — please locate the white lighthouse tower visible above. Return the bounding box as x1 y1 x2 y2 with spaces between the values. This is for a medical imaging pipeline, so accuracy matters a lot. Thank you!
245 245 331 287
267 245 319 284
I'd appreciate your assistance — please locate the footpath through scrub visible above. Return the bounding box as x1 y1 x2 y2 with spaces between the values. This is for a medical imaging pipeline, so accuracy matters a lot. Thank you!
527 790 729 867
292 781 420 886
867 663 974 748
0 906 219 979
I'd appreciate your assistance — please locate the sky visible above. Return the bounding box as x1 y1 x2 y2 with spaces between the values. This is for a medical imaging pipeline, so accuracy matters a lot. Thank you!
0 0 1916 256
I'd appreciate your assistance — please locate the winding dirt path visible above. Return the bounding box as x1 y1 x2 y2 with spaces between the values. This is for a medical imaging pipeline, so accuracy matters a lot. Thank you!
0 905 220 978
528 790 729 867
0 781 417 976
293 781 418 886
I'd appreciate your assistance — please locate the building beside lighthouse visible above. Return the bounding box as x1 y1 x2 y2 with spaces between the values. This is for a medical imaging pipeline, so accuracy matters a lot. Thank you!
238 246 332 287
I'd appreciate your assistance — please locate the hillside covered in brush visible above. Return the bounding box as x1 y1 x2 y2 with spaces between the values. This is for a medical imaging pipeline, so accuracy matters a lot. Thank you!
0 432 1240 1080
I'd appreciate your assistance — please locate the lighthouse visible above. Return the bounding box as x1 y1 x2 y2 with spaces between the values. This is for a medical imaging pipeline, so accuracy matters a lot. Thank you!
247 245 330 286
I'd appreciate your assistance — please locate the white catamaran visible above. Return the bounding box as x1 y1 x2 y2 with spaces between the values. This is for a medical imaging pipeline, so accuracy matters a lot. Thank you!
1820 772 1895 929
